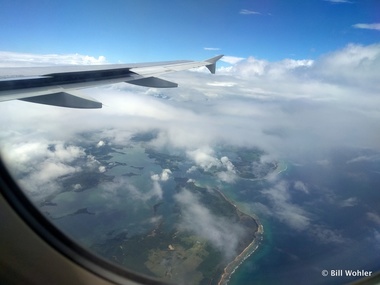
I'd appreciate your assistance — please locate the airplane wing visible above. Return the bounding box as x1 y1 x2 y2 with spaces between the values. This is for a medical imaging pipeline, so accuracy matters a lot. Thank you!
0 55 223 109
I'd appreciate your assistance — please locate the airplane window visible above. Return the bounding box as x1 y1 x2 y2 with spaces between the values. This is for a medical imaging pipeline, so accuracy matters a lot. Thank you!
1 1 379 285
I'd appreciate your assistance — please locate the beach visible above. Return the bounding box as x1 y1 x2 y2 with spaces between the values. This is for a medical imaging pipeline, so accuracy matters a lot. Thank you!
215 189 264 285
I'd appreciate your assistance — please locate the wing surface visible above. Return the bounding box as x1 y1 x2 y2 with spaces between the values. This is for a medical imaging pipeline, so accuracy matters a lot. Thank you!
0 55 223 109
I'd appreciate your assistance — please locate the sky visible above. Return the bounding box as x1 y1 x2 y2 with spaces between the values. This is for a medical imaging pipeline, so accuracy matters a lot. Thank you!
0 0 379 63
0 1 380 281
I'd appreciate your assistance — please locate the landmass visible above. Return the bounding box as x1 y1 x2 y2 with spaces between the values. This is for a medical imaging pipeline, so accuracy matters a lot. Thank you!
90 179 261 285
215 189 263 285
36 138 275 285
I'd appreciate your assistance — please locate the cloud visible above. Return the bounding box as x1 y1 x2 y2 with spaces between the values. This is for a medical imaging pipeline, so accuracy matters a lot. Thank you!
1 141 85 199
98 165 106 173
324 0 352 3
262 181 311 230
2 141 85 174
151 169 172 182
150 180 163 200
308 224 346 244
239 9 260 15
0 51 107 67
346 154 380 164
99 175 165 203
204 47 221 51
260 180 349 244
174 189 245 259
353 23 380 31
220 56 245 65
310 43 380 87
207 81 236 87
217 156 237 183
73 184 82 191
2 44 380 165
294 181 309 194
187 147 221 171
146 169 172 201
367 212 380 225
186 149 237 183
96 140 106 148
339 197 358 207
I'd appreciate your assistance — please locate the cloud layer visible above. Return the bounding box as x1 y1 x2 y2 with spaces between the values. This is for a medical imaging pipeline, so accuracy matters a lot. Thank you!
1 44 380 190
0 44 379 250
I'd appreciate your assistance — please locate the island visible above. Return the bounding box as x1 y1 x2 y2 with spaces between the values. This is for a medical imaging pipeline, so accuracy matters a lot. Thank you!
35 138 273 285
90 179 263 285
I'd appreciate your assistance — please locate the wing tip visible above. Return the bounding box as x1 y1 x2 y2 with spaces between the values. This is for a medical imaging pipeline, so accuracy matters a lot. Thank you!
205 55 224 74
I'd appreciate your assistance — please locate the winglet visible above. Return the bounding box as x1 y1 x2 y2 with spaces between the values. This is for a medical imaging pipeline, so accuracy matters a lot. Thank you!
205 55 224 74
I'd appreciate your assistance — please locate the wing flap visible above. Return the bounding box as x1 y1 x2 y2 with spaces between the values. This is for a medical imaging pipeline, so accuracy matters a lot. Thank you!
19 91 102 109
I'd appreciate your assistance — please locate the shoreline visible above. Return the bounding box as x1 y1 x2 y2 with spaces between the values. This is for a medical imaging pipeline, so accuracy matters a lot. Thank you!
215 189 264 285
215 161 286 285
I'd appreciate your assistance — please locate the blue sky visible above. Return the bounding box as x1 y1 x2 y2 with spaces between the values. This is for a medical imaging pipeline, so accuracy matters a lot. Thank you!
0 0 379 63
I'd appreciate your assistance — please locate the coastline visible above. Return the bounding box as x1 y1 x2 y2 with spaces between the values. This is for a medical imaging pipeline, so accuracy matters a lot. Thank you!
215 189 264 285
215 161 286 285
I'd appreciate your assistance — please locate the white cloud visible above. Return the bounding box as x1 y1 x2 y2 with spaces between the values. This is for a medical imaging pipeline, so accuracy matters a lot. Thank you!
187 147 221 171
207 81 236 87
186 165 198 173
239 9 260 15
217 156 237 183
151 169 172 181
353 23 380 31
310 43 380 87
204 47 221 51
175 189 245 259
1 44 380 163
339 197 358 207
1 141 85 199
100 176 164 202
294 181 309 194
96 140 106 148
150 180 163 200
186 149 237 183
2 141 85 174
324 0 352 3
308 225 346 244
0 51 107 67
367 212 380 225
98 165 106 173
262 181 311 230
346 154 380 164
220 56 245 65
145 169 172 201
73 183 82 190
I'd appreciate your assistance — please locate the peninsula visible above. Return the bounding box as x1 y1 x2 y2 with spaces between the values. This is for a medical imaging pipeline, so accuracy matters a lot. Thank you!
215 189 264 285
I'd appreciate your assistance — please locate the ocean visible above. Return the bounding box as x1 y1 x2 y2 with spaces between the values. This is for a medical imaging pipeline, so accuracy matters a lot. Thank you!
227 157 380 285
